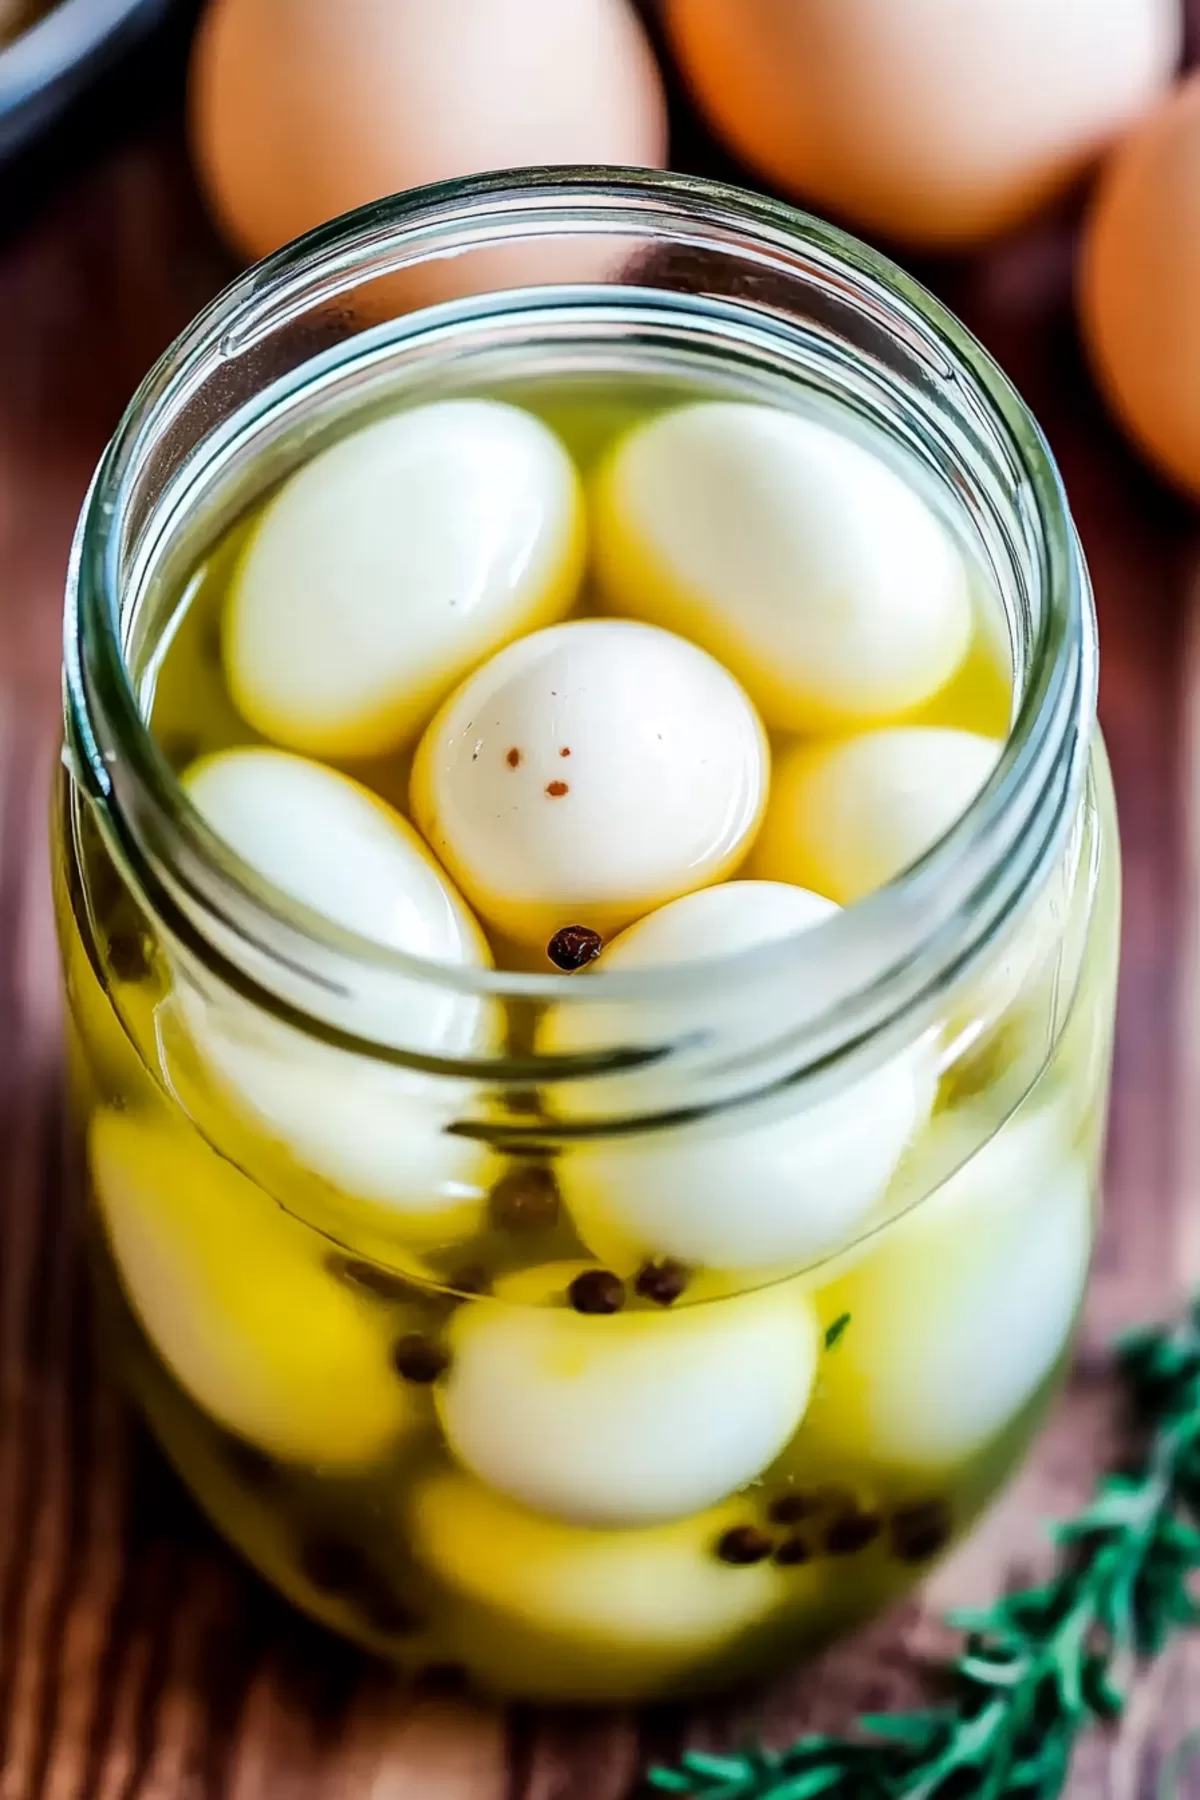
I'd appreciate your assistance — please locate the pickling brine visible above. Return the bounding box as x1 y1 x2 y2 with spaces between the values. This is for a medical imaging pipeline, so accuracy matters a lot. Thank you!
56 171 1118 1704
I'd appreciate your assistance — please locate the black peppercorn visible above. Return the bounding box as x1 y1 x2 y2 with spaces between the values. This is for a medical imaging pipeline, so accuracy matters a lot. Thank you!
567 1268 625 1314
825 1511 884 1556
489 1163 561 1231
773 1537 813 1567
547 924 603 971
634 1259 690 1305
890 1499 953 1565
715 1525 775 1566
392 1334 450 1383
768 1492 820 1527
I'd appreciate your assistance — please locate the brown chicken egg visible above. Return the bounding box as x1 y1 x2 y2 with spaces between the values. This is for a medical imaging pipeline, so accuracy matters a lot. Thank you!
190 0 667 281
1080 69 1200 500
664 0 1181 251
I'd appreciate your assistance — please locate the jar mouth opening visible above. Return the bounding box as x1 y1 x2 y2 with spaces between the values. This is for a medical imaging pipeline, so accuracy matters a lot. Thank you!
66 166 1092 1054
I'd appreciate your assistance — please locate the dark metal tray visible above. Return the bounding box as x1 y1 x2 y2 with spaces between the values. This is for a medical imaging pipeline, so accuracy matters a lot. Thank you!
0 0 172 160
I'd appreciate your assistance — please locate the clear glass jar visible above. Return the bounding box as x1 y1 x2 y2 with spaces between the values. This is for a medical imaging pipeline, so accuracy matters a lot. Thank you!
55 169 1119 1705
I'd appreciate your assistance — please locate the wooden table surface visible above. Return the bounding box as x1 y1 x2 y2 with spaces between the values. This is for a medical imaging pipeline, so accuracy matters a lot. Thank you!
4 17 1200 1799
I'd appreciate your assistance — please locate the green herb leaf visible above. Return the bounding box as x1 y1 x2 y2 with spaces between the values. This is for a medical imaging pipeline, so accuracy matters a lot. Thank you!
646 1300 1200 1800
823 1313 852 1352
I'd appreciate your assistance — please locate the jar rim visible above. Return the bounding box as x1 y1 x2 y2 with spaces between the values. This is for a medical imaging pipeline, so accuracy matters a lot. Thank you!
64 165 1094 1061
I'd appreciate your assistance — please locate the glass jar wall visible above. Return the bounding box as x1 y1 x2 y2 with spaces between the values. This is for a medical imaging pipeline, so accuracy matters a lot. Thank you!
56 171 1119 1704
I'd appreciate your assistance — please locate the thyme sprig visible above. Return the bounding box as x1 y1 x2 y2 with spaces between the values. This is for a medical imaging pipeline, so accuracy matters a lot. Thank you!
648 1302 1200 1800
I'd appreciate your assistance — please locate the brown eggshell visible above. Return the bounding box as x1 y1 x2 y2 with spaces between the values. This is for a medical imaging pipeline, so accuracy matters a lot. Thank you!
1080 69 1200 499
664 0 1181 251
189 0 667 306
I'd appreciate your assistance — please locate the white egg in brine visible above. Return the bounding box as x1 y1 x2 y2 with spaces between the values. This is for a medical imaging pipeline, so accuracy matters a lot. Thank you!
180 749 495 1237
436 1261 818 1526
593 402 973 732
797 1106 1093 1472
410 619 769 946
547 882 934 1274
185 748 489 972
752 728 1003 904
91 1110 416 1466
410 1469 788 1701
224 400 585 759
748 727 1077 1082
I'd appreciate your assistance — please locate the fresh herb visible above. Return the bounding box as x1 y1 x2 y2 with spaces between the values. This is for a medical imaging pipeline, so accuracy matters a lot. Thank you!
824 1313 852 1352
648 1301 1200 1800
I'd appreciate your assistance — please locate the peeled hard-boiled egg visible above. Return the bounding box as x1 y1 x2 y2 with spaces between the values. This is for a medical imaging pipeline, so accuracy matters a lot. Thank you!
191 0 667 270
547 883 933 1274
436 1261 818 1526
91 1108 416 1465
1080 70 1200 500
410 1469 788 1701
664 0 1181 251
410 619 768 947
225 401 585 760
171 1011 493 1255
748 728 1073 1074
797 1106 1093 1472
752 729 1003 905
180 749 495 1238
186 748 487 970
593 404 972 733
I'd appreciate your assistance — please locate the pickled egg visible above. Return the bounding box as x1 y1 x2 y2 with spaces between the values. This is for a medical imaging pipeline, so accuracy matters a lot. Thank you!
752 729 1003 904
180 749 495 1235
91 1109 417 1465
747 727 1078 1078
410 619 769 946
593 403 972 733
410 1470 788 1701
436 1261 818 1526
796 1106 1093 1471
664 0 1181 251
224 401 585 760
548 883 933 1274
186 748 488 971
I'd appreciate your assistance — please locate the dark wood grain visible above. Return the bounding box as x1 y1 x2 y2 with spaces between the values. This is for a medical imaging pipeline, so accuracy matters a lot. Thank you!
3 34 1200 1800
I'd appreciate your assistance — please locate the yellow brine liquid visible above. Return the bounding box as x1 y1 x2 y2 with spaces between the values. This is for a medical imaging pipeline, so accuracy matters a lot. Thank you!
55 369 1119 1702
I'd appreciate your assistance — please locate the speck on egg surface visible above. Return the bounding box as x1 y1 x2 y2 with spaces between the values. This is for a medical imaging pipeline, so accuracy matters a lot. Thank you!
410 618 770 946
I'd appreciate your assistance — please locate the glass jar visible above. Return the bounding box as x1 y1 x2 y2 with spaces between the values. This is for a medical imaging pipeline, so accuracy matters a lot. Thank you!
55 169 1119 1705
